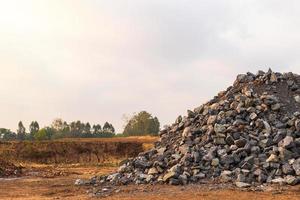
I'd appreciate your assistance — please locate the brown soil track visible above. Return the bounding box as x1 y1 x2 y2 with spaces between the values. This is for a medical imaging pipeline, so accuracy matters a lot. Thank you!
0 165 299 200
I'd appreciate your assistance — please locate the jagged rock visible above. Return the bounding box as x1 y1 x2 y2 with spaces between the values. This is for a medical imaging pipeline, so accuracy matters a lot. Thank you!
293 158 300 175
214 124 227 133
148 168 158 175
235 181 251 188
266 154 279 162
163 171 177 182
279 136 294 148
182 127 192 138
235 138 247 148
294 95 300 103
74 179 85 186
285 175 298 185
211 158 219 166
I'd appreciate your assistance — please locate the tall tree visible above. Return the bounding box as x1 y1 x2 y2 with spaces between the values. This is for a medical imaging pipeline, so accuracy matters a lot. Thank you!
123 111 160 136
29 121 39 140
17 121 26 140
92 124 102 135
103 122 115 134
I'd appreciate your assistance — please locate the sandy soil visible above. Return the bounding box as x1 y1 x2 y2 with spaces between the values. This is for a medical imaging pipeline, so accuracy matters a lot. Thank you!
0 165 299 200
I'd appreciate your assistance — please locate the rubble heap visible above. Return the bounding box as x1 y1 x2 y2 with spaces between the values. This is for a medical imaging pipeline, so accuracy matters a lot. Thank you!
92 70 300 187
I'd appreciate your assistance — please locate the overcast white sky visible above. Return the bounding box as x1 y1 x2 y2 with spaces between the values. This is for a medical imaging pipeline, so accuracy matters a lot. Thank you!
1 0 300 132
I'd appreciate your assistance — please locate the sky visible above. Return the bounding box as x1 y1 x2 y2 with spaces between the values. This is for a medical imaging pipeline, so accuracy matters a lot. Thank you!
1 0 300 133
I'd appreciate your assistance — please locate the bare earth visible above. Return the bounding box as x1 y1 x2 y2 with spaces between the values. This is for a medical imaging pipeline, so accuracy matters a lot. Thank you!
0 165 299 200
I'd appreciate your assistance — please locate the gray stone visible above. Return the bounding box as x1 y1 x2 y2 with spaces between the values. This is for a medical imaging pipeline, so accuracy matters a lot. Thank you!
266 154 279 162
163 171 177 182
279 147 293 160
263 120 272 136
282 163 294 175
214 137 226 145
271 177 285 184
249 112 257 120
235 138 247 148
74 179 85 186
134 159 151 169
225 135 235 145
182 127 192 138
271 103 281 111
285 175 298 185
259 138 272 148
214 123 227 133
235 181 251 188
148 167 158 175
279 136 294 148
294 95 300 103
220 170 233 182
207 115 217 125
293 158 300 175
211 158 219 166
295 119 300 131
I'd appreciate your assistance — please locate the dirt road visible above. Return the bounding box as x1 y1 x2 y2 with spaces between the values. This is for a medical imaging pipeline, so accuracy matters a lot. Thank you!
0 165 299 200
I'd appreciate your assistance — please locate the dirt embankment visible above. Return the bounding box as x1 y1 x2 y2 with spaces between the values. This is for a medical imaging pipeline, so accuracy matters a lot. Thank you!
0 137 157 164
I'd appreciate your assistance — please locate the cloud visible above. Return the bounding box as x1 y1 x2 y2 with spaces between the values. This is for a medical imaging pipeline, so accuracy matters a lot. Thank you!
0 0 300 132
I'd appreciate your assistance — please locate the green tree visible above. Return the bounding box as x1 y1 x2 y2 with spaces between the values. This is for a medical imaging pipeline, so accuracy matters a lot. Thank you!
103 122 115 134
29 121 39 140
123 111 160 136
0 128 16 141
34 128 48 141
17 121 26 140
92 124 102 135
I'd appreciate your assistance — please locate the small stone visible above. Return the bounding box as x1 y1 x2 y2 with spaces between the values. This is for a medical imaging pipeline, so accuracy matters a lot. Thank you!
270 73 278 83
74 179 85 186
225 135 235 145
235 138 247 148
148 168 158 175
194 173 206 179
285 175 298 185
263 120 272 136
211 158 219 166
157 147 166 155
249 112 257 120
214 124 227 133
271 103 281 111
207 115 217 125
271 177 285 184
279 136 294 148
214 137 226 145
295 119 300 131
282 163 294 175
293 158 300 175
235 181 251 188
169 178 180 185
266 154 279 162
220 170 233 182
175 115 182 124
182 127 192 138
259 138 272 148
163 171 177 182
294 95 300 103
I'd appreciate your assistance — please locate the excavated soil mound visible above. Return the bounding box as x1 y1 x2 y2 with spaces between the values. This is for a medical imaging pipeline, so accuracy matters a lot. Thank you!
87 70 300 189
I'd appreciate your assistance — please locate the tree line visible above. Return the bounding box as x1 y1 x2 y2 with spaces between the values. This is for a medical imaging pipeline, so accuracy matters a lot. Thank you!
0 119 115 141
0 111 160 141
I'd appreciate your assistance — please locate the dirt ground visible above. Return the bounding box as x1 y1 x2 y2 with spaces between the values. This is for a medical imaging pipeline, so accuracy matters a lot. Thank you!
0 165 299 200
